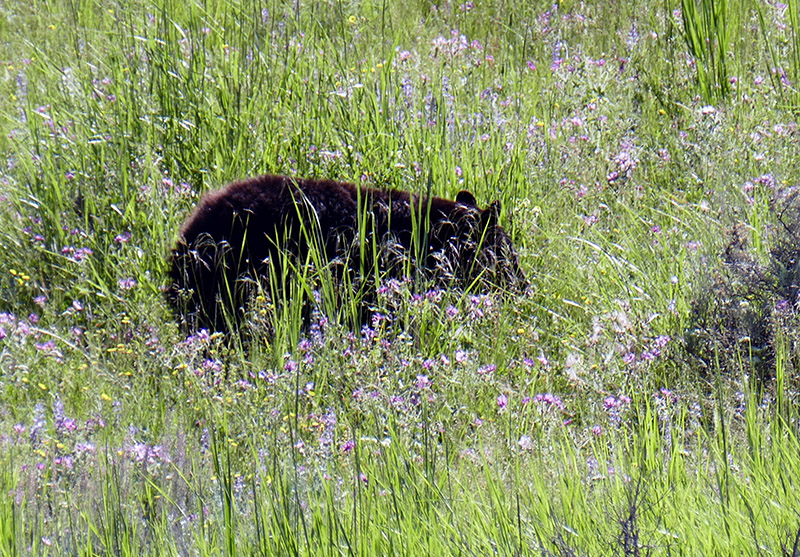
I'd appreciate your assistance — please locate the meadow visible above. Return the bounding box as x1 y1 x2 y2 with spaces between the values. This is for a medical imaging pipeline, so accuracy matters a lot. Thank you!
1 0 800 554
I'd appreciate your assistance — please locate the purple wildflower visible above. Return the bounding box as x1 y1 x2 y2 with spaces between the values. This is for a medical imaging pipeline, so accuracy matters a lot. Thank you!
118 278 136 290
497 394 508 410
415 374 431 390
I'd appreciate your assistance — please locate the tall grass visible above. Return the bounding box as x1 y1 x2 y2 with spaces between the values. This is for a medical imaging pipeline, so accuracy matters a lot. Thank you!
1 0 800 553
680 0 735 101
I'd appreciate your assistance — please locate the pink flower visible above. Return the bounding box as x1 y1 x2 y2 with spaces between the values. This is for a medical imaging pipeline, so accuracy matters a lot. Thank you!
118 278 136 290
497 394 508 410
415 374 431 390
284 359 298 373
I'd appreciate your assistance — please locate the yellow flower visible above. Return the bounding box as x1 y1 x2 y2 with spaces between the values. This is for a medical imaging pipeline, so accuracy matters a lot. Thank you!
348 15 357 24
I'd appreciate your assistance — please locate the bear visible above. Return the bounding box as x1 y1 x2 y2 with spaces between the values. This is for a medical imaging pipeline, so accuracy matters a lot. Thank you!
167 174 526 332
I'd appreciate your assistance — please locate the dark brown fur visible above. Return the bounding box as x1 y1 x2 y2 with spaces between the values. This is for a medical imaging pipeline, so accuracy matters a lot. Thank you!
168 174 525 331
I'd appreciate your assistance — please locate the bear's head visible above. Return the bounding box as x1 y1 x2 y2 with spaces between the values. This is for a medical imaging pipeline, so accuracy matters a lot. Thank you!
435 190 527 291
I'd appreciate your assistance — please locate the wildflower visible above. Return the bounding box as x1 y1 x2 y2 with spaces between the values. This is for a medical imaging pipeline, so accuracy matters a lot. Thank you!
361 325 376 342
284 359 298 373
658 387 676 401
415 374 431 390
533 393 565 411
537 355 550 368
757 174 776 189
342 439 355 454
118 278 136 290
518 435 532 450
591 425 603 436
75 442 96 456
54 455 74 469
477 364 496 375
35 340 55 351
497 394 508 410
202 359 222 373
654 335 671 349
57 416 77 434
640 349 658 361
583 214 598 227
455 349 468 364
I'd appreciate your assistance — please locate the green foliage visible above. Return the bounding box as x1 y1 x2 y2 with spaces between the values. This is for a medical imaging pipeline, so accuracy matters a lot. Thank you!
0 0 800 553
679 0 734 101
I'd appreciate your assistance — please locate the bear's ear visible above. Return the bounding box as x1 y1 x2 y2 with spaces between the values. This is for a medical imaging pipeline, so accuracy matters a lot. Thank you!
480 200 501 227
456 190 478 207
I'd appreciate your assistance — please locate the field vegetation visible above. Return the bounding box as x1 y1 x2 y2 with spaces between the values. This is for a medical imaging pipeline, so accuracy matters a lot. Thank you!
2 0 800 554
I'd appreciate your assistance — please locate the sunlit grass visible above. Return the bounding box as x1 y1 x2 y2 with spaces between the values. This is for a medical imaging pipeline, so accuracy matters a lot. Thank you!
1 0 800 553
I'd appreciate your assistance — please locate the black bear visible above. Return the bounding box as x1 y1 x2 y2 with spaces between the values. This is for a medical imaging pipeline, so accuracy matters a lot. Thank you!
168 174 526 332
